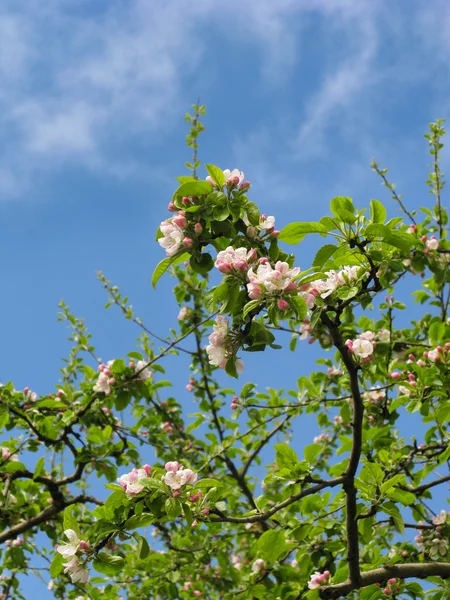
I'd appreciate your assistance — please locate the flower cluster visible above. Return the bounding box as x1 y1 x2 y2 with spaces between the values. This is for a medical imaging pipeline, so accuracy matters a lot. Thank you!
117 465 152 496
158 220 185 257
415 511 449 557
56 530 90 584
206 168 245 188
215 246 257 274
308 570 331 589
94 360 116 395
205 316 244 372
163 462 198 490
378 578 403 596
247 260 300 299
306 266 361 301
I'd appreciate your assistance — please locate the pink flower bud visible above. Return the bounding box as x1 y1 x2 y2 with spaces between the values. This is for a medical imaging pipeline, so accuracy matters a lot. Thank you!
216 260 232 274
191 520 198 528
259 257 269 264
194 222 203 234
247 248 258 262
233 258 248 272
79 540 90 552
168 201 177 212
182 196 190 205
165 461 181 472
277 299 289 311
173 214 187 228
57 390 64 398
390 371 400 379
388 578 396 585
186 384 193 392
345 339 354 351
23 387 29 394
271 230 280 238
182 237 193 248
383 588 390 594
143 464 152 475
173 490 181 497
240 181 251 190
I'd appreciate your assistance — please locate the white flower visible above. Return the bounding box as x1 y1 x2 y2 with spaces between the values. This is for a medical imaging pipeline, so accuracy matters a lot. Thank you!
426 237 439 250
252 559 265 573
429 538 448 556
247 261 300 296
308 570 331 589
259 215 275 230
398 385 412 397
309 266 361 299
358 331 376 342
432 510 448 526
63 556 89 584
378 329 391 342
135 360 152 380
223 168 244 186
163 466 198 490
205 316 244 373
1 447 18 462
57 530 82 558
158 221 184 257
352 339 374 358
93 372 112 395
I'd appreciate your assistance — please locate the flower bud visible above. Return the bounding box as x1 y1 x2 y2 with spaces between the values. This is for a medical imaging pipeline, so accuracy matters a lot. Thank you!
194 222 203 234
167 201 177 212
246 226 257 238
182 237 193 248
277 299 289 311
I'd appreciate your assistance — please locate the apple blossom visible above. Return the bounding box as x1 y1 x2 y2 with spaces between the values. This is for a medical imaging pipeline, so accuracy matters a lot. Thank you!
347 338 374 359
425 236 439 250
135 360 152 380
1 447 18 462
163 464 198 490
117 466 151 496
378 328 391 342
308 570 331 589
205 316 244 372
63 556 89 584
172 213 187 229
247 261 300 297
251 558 265 573
432 510 448 526
214 246 257 274
56 530 85 558
158 221 184 257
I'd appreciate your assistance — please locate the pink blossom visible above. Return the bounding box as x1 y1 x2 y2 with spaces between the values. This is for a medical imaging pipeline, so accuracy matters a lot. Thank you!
299 322 312 340
308 570 331 590
432 510 447 526
358 331 376 342
425 236 439 250
377 328 391 342
247 261 300 297
205 316 244 373
182 237 193 248
427 348 440 362
135 360 152 380
223 168 245 186
194 222 203 234
1 447 18 462
277 299 290 311
215 246 257 274
172 213 187 229
158 221 184 257
163 466 198 490
117 467 150 496
165 461 181 472
308 266 362 299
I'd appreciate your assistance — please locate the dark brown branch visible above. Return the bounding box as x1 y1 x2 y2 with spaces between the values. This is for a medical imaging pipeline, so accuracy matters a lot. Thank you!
320 562 450 599
0 494 102 544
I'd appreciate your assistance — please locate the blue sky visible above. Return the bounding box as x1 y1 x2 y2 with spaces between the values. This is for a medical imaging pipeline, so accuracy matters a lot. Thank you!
1 0 449 596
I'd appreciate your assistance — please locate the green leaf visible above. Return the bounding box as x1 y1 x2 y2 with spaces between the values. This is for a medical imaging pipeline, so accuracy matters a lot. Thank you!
428 321 445 344
189 253 214 274
136 533 150 559
49 552 64 578
330 196 355 223
243 300 261 319
288 296 307 321
246 202 261 226
274 444 299 469
370 199 387 224
93 552 125 576
205 164 225 188
175 180 213 198
279 222 330 244
253 529 287 561
165 497 182 519
151 253 189 288
124 513 154 530
194 478 224 489
33 457 45 480
63 506 80 537
313 244 338 268
304 444 322 464
364 224 415 252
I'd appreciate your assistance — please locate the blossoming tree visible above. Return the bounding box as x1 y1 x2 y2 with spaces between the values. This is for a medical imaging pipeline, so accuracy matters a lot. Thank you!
0 107 449 600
